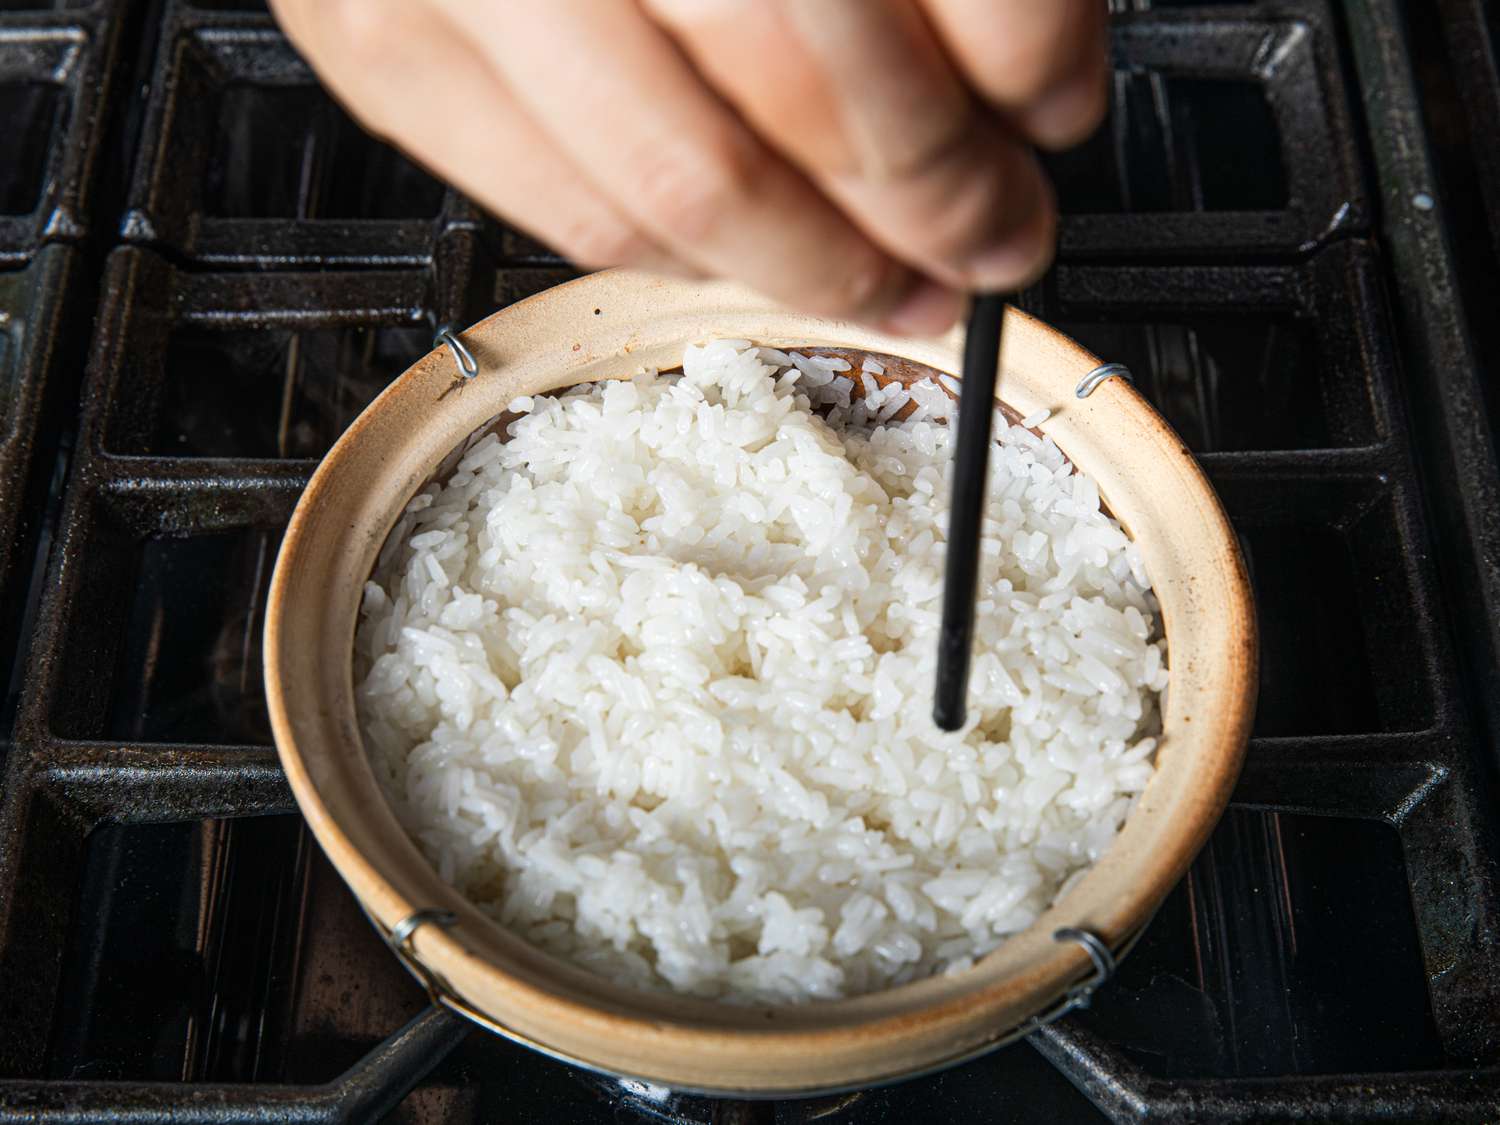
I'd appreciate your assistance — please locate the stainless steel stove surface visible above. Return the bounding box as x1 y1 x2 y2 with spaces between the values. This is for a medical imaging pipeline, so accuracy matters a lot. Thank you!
4 1 1500 1122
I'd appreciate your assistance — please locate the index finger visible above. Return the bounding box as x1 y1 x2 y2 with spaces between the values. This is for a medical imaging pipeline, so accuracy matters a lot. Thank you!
920 0 1110 150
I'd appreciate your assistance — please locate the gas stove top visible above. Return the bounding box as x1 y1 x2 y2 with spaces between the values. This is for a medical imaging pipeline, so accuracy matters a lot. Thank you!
3 1 1500 1121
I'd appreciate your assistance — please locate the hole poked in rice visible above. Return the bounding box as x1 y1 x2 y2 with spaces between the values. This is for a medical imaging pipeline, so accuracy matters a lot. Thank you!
355 339 1168 1005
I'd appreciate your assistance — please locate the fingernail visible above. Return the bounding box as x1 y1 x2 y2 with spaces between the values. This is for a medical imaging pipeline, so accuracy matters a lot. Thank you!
967 235 1050 290
878 279 963 337
1023 71 1109 151
967 185 1057 290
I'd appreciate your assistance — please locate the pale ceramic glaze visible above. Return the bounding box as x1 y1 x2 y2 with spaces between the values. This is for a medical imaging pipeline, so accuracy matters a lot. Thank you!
264 269 1256 1095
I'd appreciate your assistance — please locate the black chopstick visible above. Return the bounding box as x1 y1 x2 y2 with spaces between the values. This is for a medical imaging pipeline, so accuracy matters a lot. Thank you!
933 293 1007 732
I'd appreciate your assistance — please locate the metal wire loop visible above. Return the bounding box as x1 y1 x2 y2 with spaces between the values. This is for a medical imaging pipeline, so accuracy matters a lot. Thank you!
1017 927 1118 1036
434 326 479 380
1076 362 1132 399
390 908 458 955
1052 926 1115 1006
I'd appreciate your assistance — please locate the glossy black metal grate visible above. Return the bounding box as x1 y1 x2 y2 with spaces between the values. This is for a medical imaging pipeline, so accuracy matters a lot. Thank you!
119 2 481 267
1048 3 1369 257
3 0 1500 1122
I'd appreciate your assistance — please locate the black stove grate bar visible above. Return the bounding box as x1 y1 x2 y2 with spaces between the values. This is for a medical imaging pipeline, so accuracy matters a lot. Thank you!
78 250 473 462
0 242 495 1082
12 734 1458 826
0 248 75 705
1232 735 1448 819
118 2 483 270
1398 0 1500 783
1432 0 1500 262
0 2 132 264
1336 0 1500 1068
1035 253 1500 1072
8 731 1455 818
1034 1022 1500 1124
1054 4 1369 258
9 731 1474 819
0 1005 470 1125
40 744 293 823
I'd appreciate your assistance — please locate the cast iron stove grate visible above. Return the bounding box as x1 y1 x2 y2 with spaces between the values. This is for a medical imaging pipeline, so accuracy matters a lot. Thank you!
3 0 1500 1122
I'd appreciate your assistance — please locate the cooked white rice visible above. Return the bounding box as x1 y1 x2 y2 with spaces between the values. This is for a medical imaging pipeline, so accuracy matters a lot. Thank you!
355 340 1167 1004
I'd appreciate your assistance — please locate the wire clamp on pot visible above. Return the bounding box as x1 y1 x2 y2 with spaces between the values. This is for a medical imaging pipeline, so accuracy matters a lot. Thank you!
434 325 479 380
1018 927 1118 1036
380 909 504 1029
380 907 470 1014
1075 363 1132 399
376 906 645 1075
391 907 459 953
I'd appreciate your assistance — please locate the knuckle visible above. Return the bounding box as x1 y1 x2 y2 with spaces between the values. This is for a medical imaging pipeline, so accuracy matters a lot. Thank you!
872 145 1021 265
816 257 894 320
631 133 760 245
868 109 972 184
922 181 1006 262
558 216 651 268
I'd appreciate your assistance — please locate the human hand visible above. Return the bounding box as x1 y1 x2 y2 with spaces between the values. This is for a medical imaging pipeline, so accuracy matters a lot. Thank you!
270 0 1108 335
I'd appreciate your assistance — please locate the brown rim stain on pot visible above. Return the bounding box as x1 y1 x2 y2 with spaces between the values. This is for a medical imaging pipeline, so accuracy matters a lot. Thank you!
264 270 1257 1095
